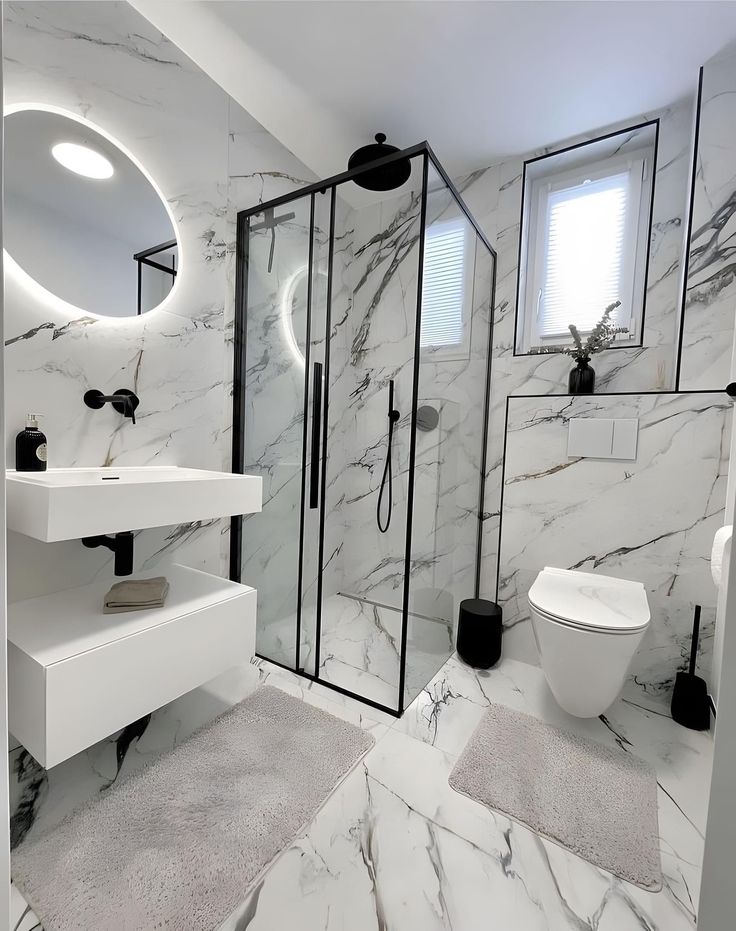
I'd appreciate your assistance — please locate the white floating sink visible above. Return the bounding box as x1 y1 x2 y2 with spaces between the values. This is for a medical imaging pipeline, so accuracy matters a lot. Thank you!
7 466 262 542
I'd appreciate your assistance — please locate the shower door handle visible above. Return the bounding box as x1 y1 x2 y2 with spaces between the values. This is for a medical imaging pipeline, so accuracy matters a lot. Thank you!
309 362 323 509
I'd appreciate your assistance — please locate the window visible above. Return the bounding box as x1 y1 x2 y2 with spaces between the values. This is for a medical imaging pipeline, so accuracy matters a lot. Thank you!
420 218 471 354
516 125 656 354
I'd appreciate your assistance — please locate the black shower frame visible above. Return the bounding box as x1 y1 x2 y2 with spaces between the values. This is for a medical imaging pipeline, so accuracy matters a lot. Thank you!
230 141 497 717
133 239 178 315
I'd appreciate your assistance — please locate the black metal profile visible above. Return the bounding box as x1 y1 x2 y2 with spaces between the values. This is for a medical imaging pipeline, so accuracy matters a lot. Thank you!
229 213 250 582
134 238 177 315
236 142 494 258
398 153 430 715
295 193 316 672
511 118 660 358
675 67 705 392
254 652 402 717
231 142 497 715
493 385 731 600
312 187 337 679
475 252 498 598
133 238 177 261
494 398 512 602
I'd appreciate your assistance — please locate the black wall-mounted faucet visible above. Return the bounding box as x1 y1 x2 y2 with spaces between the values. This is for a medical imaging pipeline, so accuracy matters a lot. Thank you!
84 388 139 424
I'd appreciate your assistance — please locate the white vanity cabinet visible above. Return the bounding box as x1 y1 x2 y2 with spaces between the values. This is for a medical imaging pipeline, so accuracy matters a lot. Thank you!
8 565 256 768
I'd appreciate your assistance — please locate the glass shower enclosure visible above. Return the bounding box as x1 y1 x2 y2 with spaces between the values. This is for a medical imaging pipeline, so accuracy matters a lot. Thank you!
231 143 496 715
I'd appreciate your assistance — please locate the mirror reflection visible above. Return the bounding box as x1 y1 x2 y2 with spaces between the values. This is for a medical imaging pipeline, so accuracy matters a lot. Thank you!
4 107 178 317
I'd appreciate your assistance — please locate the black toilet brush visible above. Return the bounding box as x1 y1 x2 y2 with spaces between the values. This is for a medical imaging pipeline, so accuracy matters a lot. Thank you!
670 605 711 731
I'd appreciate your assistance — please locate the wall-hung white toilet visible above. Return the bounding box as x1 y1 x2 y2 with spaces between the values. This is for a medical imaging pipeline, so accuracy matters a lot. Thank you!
528 567 650 717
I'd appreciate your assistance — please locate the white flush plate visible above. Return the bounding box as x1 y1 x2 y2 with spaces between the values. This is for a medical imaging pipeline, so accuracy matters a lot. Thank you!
7 467 262 541
568 418 614 458
568 417 639 460
611 419 639 460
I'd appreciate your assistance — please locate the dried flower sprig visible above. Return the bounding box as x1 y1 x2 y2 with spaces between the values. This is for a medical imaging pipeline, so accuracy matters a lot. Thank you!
530 300 626 362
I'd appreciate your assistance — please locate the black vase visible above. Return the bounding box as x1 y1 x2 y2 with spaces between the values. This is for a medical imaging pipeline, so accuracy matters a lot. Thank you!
569 360 595 394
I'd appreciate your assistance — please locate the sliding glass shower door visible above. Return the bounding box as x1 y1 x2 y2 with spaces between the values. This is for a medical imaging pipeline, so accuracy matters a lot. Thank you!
233 145 495 715
313 166 425 709
236 194 313 670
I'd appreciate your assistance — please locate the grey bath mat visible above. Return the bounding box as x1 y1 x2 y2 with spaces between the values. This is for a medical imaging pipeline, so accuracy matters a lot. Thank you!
449 703 662 890
12 686 374 930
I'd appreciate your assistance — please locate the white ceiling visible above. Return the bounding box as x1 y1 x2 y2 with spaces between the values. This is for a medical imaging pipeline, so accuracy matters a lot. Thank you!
135 0 736 180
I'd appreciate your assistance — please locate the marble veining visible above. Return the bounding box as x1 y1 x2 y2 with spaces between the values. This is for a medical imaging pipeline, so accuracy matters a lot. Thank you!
679 46 736 390
3 0 318 823
245 173 492 703
454 101 695 611
498 392 729 707
3 6 717 926
12 653 710 930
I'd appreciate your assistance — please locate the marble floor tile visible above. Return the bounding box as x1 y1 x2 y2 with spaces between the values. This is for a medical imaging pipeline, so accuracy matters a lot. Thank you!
365 729 701 929
11 653 710 931
395 653 710 926
11 881 40 931
222 723 699 930
259 592 454 712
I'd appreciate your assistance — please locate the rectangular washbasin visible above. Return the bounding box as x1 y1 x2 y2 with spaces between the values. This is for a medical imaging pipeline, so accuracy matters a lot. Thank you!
7 466 262 542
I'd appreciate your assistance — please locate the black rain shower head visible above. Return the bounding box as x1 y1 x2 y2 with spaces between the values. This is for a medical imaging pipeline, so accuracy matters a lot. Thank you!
348 133 411 191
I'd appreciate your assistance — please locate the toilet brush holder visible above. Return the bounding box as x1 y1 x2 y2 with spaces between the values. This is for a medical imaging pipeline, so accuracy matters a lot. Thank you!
670 605 711 731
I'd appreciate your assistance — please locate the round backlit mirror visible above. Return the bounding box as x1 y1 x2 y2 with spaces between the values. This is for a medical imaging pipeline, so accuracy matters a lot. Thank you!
4 106 179 317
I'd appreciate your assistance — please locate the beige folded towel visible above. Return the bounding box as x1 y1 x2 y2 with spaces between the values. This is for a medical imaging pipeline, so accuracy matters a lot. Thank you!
103 576 170 614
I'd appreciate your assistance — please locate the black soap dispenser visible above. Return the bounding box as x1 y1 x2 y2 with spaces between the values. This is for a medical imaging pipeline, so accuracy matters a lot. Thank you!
15 414 47 471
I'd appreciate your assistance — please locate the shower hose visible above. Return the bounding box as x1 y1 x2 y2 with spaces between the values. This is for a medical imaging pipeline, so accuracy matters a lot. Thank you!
377 381 400 534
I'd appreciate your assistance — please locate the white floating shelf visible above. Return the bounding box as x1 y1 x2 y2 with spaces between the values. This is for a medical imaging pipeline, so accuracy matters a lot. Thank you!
8 564 256 768
7 466 262 542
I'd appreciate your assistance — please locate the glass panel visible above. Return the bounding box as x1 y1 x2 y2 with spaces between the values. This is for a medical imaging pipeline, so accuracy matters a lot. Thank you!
235 150 493 714
240 194 313 668
316 154 425 711
404 163 494 708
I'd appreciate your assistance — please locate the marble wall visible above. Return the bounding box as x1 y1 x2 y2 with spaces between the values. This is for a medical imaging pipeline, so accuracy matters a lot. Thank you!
244 161 495 687
499 392 730 707
3 0 317 596
5 0 315 843
4 0 229 599
455 102 695 607
445 100 725 706
321 180 493 623
680 46 736 391
2 5 723 840
679 43 736 706
321 187 423 616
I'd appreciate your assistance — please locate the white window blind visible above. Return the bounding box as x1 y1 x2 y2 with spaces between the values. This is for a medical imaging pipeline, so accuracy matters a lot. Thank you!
538 170 631 337
420 220 466 348
517 137 654 354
